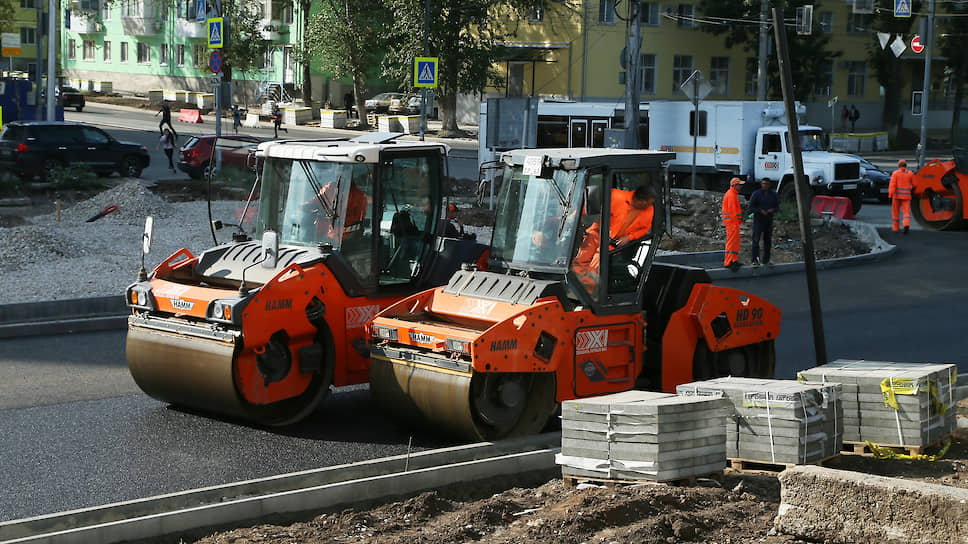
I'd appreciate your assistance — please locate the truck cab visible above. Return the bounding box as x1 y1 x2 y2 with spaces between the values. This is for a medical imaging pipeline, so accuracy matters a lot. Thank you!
754 125 864 211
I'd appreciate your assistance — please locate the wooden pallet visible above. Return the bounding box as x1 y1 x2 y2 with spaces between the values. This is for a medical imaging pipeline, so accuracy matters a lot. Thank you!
726 454 840 473
562 471 723 488
841 434 951 458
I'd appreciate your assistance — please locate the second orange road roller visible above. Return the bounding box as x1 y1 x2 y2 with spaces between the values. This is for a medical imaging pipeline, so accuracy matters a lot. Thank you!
125 135 485 425
368 148 781 441
912 149 968 231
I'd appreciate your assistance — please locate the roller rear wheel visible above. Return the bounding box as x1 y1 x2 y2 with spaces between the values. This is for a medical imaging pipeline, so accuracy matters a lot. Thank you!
912 181 965 231
692 340 775 381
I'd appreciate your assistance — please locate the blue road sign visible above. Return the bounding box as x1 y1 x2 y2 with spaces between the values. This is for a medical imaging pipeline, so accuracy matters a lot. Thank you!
208 17 223 49
196 0 206 23
895 0 911 17
414 57 438 88
209 50 222 74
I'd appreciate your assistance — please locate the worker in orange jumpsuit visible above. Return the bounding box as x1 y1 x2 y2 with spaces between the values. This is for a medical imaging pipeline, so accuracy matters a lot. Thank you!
721 177 745 271
572 185 655 291
310 181 369 241
889 159 915 235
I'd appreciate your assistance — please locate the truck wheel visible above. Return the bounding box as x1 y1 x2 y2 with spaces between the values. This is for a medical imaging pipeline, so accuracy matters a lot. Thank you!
778 180 796 204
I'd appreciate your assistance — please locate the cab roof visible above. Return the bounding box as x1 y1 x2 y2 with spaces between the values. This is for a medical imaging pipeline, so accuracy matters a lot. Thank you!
257 135 449 164
502 148 674 170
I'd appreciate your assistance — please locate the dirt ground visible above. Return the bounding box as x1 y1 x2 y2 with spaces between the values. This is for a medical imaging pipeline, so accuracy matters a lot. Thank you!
191 426 967 544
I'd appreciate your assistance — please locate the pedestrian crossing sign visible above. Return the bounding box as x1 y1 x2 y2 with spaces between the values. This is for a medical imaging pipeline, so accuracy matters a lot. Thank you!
195 0 206 23
894 0 911 17
414 57 438 88
208 17 223 49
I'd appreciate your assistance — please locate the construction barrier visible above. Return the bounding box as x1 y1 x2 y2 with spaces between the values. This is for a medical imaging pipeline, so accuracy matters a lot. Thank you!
811 195 854 220
178 109 203 124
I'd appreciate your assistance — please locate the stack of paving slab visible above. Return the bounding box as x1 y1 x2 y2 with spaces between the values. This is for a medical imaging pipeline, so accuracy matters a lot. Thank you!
676 377 843 466
555 390 731 482
798 359 958 448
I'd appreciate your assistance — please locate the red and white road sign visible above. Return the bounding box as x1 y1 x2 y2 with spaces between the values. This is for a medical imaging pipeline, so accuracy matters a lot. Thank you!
911 35 924 53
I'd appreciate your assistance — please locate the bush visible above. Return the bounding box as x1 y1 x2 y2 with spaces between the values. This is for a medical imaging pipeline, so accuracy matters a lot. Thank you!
774 200 801 223
47 164 105 190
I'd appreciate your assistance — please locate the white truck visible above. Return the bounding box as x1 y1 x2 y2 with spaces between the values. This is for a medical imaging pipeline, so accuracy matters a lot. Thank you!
647 100 866 212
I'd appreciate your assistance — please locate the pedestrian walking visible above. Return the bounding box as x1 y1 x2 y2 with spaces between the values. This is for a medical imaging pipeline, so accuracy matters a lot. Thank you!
749 178 779 266
721 177 745 271
889 159 915 234
155 100 177 139
232 105 244 134
344 91 354 119
850 105 860 132
158 128 177 173
273 107 287 138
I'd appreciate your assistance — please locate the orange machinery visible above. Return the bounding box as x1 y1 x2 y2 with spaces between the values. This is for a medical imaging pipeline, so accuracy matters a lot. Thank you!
912 149 968 230
125 136 485 425
368 148 780 440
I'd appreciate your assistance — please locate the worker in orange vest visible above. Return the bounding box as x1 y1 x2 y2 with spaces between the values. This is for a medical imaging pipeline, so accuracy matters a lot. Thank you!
721 177 745 271
889 159 915 235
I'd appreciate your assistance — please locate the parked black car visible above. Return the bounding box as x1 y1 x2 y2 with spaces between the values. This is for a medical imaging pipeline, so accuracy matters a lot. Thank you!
848 154 891 202
0 121 150 180
57 86 85 112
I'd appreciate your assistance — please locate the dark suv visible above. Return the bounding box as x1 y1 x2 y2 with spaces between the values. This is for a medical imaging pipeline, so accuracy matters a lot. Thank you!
57 87 85 112
0 121 150 180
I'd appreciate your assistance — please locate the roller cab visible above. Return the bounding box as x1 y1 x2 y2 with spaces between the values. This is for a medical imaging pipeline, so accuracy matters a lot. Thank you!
126 137 485 426
369 148 781 441
912 150 968 231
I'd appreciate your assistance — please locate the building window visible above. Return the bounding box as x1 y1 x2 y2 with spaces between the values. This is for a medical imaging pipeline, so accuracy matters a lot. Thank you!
640 2 659 25
103 40 111 62
159 43 168 65
639 53 656 94
710 56 730 95
678 4 695 28
819 11 832 33
260 48 274 70
847 13 870 33
814 60 832 97
847 61 866 96
101 1 111 20
599 0 616 23
672 54 694 92
82 40 95 61
78 0 99 10
529 0 544 23
20 27 36 45
67 39 76 60
193 44 205 67
177 44 185 66
121 1 138 17
20 0 35 8
744 57 758 97
120 41 128 63
137 42 150 64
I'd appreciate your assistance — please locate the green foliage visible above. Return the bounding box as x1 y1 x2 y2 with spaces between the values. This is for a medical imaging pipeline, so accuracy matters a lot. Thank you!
698 0 839 101
867 2 922 143
774 200 800 224
221 1 272 78
0 0 16 33
937 3 968 146
48 165 104 190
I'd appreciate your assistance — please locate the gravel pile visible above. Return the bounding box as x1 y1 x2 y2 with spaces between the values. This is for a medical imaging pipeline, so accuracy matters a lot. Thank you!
0 181 243 304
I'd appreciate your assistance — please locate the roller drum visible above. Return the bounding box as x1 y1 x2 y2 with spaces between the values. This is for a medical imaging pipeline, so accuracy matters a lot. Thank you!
126 324 247 419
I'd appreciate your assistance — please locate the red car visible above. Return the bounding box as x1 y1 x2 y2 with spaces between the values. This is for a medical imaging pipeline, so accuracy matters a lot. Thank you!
177 135 266 179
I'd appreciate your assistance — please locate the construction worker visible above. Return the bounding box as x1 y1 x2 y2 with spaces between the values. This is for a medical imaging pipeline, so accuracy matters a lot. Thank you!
748 178 778 266
889 159 915 235
721 177 744 271
573 185 656 291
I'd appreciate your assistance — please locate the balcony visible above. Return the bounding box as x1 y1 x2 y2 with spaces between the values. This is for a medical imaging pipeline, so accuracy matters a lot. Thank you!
121 16 162 36
175 18 206 39
71 14 104 34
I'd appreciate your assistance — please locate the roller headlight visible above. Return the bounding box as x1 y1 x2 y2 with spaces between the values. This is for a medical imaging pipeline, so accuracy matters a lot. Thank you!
208 299 243 324
446 337 471 354
126 284 155 310
371 324 398 341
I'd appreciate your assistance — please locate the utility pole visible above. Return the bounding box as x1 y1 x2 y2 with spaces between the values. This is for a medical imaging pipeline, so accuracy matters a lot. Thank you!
757 0 768 100
34 7 43 119
772 5 827 365
46 0 56 121
420 0 429 141
623 1 641 149
917 0 935 169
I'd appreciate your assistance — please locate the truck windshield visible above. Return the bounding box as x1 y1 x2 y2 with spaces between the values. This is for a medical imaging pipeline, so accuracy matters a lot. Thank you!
257 157 375 248
799 130 825 151
490 165 582 271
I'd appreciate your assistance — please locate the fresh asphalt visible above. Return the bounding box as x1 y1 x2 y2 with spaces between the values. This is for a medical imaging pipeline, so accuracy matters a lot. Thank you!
1 110 964 522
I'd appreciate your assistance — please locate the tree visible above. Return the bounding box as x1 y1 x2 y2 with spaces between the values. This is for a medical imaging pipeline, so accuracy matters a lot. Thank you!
303 1 391 129
0 0 13 34
219 1 272 92
937 3 968 146
698 0 839 102
380 0 547 135
866 2 921 144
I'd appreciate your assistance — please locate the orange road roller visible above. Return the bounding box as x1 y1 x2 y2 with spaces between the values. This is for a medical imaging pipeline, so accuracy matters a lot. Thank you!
912 150 968 231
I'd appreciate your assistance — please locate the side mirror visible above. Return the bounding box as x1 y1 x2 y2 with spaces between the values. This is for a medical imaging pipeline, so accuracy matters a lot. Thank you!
142 216 153 255
261 230 278 269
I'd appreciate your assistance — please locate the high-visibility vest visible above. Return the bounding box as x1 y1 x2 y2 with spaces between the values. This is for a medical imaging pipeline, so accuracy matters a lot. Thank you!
721 187 743 224
889 168 915 201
